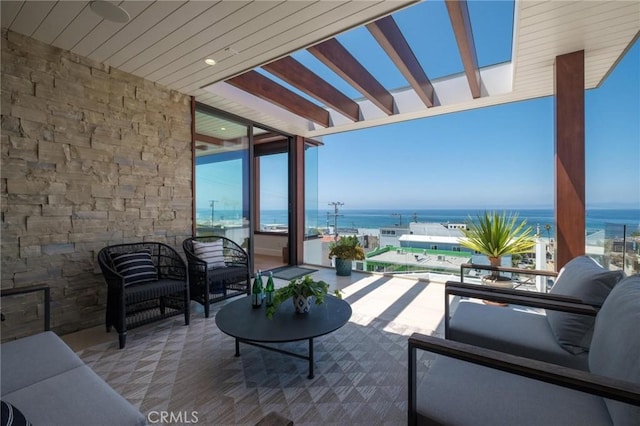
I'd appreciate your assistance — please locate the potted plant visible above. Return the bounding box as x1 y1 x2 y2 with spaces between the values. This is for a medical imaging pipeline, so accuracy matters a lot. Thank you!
328 236 365 276
266 275 342 319
459 211 535 288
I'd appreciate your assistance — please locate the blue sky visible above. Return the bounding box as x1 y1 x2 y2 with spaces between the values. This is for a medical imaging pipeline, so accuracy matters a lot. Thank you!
316 2 640 210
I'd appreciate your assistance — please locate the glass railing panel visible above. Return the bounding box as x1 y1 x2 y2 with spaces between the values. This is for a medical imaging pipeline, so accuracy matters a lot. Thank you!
598 223 640 275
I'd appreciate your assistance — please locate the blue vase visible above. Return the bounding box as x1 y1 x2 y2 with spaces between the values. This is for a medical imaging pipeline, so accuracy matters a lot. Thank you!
335 258 352 276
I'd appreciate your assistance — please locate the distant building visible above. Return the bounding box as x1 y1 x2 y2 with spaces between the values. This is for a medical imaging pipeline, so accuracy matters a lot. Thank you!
399 234 470 253
445 223 468 230
379 225 410 247
380 222 467 249
366 221 524 275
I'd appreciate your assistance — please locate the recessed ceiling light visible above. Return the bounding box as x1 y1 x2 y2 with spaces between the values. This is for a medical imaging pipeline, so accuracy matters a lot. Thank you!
220 127 226 131
89 1 130 23
204 58 217 66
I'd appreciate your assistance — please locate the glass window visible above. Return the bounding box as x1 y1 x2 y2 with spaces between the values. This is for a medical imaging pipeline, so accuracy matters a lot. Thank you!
258 152 288 233
194 110 250 250
305 143 320 237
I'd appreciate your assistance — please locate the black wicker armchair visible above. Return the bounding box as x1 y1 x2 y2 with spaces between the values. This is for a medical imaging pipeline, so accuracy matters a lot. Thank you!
183 236 250 317
97 242 190 349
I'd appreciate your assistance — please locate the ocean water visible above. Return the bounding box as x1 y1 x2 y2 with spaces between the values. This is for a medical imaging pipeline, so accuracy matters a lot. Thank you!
317 208 640 236
197 208 640 236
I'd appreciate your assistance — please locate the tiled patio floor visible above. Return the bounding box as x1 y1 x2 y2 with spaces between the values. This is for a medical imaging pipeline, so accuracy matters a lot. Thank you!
62 268 447 425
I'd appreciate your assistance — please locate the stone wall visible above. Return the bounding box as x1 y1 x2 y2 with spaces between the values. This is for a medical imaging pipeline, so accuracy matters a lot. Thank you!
1 29 193 340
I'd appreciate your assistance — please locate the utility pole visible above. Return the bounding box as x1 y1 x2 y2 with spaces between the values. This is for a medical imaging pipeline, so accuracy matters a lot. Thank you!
392 212 403 226
328 202 344 241
326 212 330 234
209 200 218 227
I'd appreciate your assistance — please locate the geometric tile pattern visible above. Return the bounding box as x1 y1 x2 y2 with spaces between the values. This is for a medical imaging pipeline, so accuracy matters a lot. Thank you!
76 301 437 425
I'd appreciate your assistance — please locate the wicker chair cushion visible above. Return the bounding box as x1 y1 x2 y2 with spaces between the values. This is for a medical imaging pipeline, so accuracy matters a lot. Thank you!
192 240 226 268
110 249 158 286
545 256 624 354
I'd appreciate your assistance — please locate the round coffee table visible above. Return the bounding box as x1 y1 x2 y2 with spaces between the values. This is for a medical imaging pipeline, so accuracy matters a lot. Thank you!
215 294 351 379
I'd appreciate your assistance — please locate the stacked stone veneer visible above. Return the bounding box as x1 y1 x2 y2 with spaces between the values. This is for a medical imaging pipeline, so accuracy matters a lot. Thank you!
1 29 193 339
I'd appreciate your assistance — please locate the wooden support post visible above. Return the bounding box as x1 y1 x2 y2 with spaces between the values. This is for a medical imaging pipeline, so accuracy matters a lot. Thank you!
554 50 585 269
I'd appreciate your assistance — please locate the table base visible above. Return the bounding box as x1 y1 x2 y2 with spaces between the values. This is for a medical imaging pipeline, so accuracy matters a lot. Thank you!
235 337 315 379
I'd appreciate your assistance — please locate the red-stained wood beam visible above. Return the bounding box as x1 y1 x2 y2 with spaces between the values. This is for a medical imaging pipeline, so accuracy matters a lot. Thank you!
253 132 288 145
555 50 585 269
263 56 360 122
194 132 225 146
367 15 435 108
308 38 395 115
227 70 330 127
446 0 481 98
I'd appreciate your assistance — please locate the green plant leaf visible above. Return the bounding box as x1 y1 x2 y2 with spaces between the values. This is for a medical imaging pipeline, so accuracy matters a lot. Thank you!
459 211 535 277
265 275 342 319
328 236 365 260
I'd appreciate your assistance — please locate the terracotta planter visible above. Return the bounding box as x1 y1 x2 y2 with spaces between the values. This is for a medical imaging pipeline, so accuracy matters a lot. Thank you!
481 276 513 306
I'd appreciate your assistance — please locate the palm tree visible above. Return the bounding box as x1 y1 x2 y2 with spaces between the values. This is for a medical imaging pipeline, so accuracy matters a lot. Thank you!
544 223 552 241
459 211 535 280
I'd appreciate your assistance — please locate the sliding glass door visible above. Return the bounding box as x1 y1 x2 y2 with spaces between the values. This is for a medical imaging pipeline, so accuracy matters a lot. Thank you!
194 110 250 252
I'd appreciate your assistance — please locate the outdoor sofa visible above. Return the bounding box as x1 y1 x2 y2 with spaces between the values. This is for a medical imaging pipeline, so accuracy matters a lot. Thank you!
1 285 146 425
408 273 640 425
445 256 625 369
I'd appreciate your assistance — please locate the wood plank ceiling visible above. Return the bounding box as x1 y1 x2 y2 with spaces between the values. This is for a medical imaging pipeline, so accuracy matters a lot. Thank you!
201 0 639 139
2 1 639 140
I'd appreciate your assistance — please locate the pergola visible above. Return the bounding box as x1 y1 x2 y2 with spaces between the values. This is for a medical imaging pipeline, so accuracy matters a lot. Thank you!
2 0 639 268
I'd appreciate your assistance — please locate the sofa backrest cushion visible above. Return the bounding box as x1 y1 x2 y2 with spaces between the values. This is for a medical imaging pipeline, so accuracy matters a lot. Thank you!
588 274 640 425
1 332 85 396
546 256 624 354
110 249 158 286
192 240 226 268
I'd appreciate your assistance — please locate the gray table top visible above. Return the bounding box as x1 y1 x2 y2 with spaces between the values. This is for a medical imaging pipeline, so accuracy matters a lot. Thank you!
215 294 352 343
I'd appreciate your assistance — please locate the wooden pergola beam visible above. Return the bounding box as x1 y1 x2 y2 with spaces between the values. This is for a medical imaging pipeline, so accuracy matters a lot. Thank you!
308 38 395 115
367 15 435 108
446 0 481 98
263 56 360 122
227 70 330 127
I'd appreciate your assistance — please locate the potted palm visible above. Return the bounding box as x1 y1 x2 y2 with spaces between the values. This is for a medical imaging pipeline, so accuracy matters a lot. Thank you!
266 275 342 319
328 236 365 276
459 211 535 288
